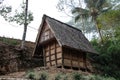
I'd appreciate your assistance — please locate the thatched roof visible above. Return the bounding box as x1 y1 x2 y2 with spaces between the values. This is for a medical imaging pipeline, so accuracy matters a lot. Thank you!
34 15 97 54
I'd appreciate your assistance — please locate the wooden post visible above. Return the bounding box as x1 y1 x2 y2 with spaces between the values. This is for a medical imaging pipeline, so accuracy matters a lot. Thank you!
70 51 72 69
83 53 87 71
43 47 46 67
61 46 64 69
77 53 80 70
48 44 52 66
55 41 57 67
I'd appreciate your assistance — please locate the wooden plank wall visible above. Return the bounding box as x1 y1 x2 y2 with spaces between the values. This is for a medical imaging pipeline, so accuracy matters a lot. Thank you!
63 48 85 69
44 41 62 67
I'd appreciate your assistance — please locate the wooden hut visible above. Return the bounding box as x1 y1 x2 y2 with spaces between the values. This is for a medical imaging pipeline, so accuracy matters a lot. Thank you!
33 15 97 70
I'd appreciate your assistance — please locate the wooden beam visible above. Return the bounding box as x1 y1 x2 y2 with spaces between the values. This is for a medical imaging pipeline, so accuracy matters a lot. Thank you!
48 44 52 66
61 46 64 69
55 41 57 66
78 53 80 70
43 46 46 66
70 50 72 69
83 53 87 71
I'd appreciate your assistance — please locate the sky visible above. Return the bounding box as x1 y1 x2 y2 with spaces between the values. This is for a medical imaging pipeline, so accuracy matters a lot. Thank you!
0 0 71 42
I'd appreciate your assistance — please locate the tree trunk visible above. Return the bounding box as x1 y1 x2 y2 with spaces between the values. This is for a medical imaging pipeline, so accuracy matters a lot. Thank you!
21 0 28 49
21 23 28 49
94 17 103 43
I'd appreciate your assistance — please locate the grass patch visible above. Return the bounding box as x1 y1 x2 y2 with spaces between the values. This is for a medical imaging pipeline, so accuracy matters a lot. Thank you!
0 37 19 45
24 69 117 80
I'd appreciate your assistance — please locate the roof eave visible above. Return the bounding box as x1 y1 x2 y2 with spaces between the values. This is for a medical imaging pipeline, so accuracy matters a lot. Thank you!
62 45 98 54
32 14 47 56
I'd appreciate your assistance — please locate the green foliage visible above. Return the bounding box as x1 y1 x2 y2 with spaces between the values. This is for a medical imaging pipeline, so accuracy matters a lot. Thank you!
91 36 120 79
0 0 12 18
97 9 120 43
2 2 33 25
98 10 120 29
72 73 117 80
26 70 49 80
72 72 82 80
0 6 12 19
63 75 68 80
25 70 117 80
114 27 120 41
54 73 68 80
28 73 35 79
0 1 33 25
39 72 48 80
26 70 36 79
71 0 111 24
55 73 62 80
0 37 19 45
87 75 116 80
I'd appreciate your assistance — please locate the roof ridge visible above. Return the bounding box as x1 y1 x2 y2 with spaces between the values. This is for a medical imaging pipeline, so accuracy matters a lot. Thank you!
43 14 82 33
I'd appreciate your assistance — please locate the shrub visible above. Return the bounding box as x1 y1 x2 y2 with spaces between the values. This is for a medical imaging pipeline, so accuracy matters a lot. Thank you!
63 75 68 80
104 77 116 80
72 72 82 80
90 38 120 79
94 75 103 80
85 75 117 80
55 73 62 80
27 71 36 79
26 69 36 79
39 72 48 80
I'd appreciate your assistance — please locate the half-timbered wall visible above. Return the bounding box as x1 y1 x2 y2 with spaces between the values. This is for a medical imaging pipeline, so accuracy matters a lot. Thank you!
38 21 63 67
44 40 62 67
63 48 86 69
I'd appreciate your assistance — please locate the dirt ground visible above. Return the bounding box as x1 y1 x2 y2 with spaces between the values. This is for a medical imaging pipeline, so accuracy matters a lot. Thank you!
0 37 35 75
